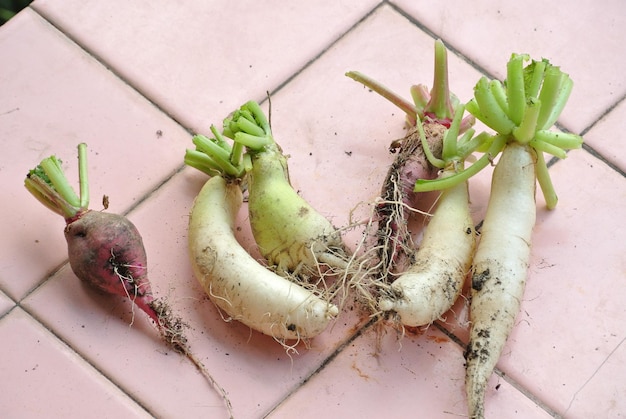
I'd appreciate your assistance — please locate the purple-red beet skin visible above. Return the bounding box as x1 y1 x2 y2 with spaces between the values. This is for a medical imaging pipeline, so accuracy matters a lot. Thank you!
63 210 158 323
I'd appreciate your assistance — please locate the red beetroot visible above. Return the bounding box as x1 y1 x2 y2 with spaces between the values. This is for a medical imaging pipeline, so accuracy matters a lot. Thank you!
64 210 159 325
347 40 474 279
25 143 234 418
24 144 176 336
375 122 445 277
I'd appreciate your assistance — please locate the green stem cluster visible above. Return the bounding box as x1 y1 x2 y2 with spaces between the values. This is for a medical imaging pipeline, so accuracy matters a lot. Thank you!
24 143 90 220
222 101 273 151
184 101 274 179
415 54 582 208
414 105 503 192
464 54 583 209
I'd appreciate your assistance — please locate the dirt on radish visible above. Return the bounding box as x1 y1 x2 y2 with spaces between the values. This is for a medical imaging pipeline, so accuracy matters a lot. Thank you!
346 40 476 324
375 123 445 276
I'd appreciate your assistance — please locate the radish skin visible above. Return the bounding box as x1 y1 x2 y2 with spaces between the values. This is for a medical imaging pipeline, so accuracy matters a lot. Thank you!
188 176 339 341
375 123 445 275
465 142 537 418
378 171 476 326
246 141 346 274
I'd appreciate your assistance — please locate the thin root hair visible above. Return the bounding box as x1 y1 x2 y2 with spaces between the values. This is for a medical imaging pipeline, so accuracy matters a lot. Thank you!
112 264 139 327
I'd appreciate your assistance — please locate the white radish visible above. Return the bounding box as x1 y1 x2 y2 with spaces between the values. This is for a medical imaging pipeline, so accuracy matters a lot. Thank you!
378 173 476 326
377 105 480 326
463 54 582 418
464 142 536 418
246 141 346 275
223 101 349 276
188 176 339 341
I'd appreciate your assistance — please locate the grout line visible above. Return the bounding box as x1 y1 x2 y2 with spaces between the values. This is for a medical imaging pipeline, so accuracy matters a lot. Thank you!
0 304 18 323
117 162 188 217
434 322 563 418
266 3 386 100
27 5 196 138
12 304 157 417
494 369 563 418
18 259 70 304
563 335 626 415
581 142 626 178
579 92 626 137
263 317 378 418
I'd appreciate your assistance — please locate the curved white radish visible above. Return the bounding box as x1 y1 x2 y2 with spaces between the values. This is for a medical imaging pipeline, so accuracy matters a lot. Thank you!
222 101 349 276
247 143 346 274
188 176 339 341
465 142 537 419
378 175 476 326
462 55 582 418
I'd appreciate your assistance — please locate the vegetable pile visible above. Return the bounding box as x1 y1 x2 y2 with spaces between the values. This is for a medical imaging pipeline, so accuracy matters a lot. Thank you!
185 101 348 344
348 41 582 418
24 40 583 419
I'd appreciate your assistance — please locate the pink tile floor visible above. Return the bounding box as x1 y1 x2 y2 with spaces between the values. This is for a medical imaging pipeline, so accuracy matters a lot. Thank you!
1 1 625 418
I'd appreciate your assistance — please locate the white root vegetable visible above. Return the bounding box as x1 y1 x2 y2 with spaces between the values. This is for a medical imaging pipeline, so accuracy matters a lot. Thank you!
377 104 481 327
188 176 339 341
223 101 349 276
378 173 476 326
246 141 346 274
465 142 536 418
463 54 582 418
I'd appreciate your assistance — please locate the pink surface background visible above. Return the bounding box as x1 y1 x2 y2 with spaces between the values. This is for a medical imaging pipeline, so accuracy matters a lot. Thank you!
1 2 624 418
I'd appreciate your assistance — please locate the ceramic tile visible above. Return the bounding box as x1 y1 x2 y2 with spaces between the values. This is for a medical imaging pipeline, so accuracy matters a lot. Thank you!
582 98 626 173
391 0 626 135
22 167 369 419
564 336 626 418
269 324 554 418
2 1 624 419
31 0 381 133
0 9 191 301
0 307 150 418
